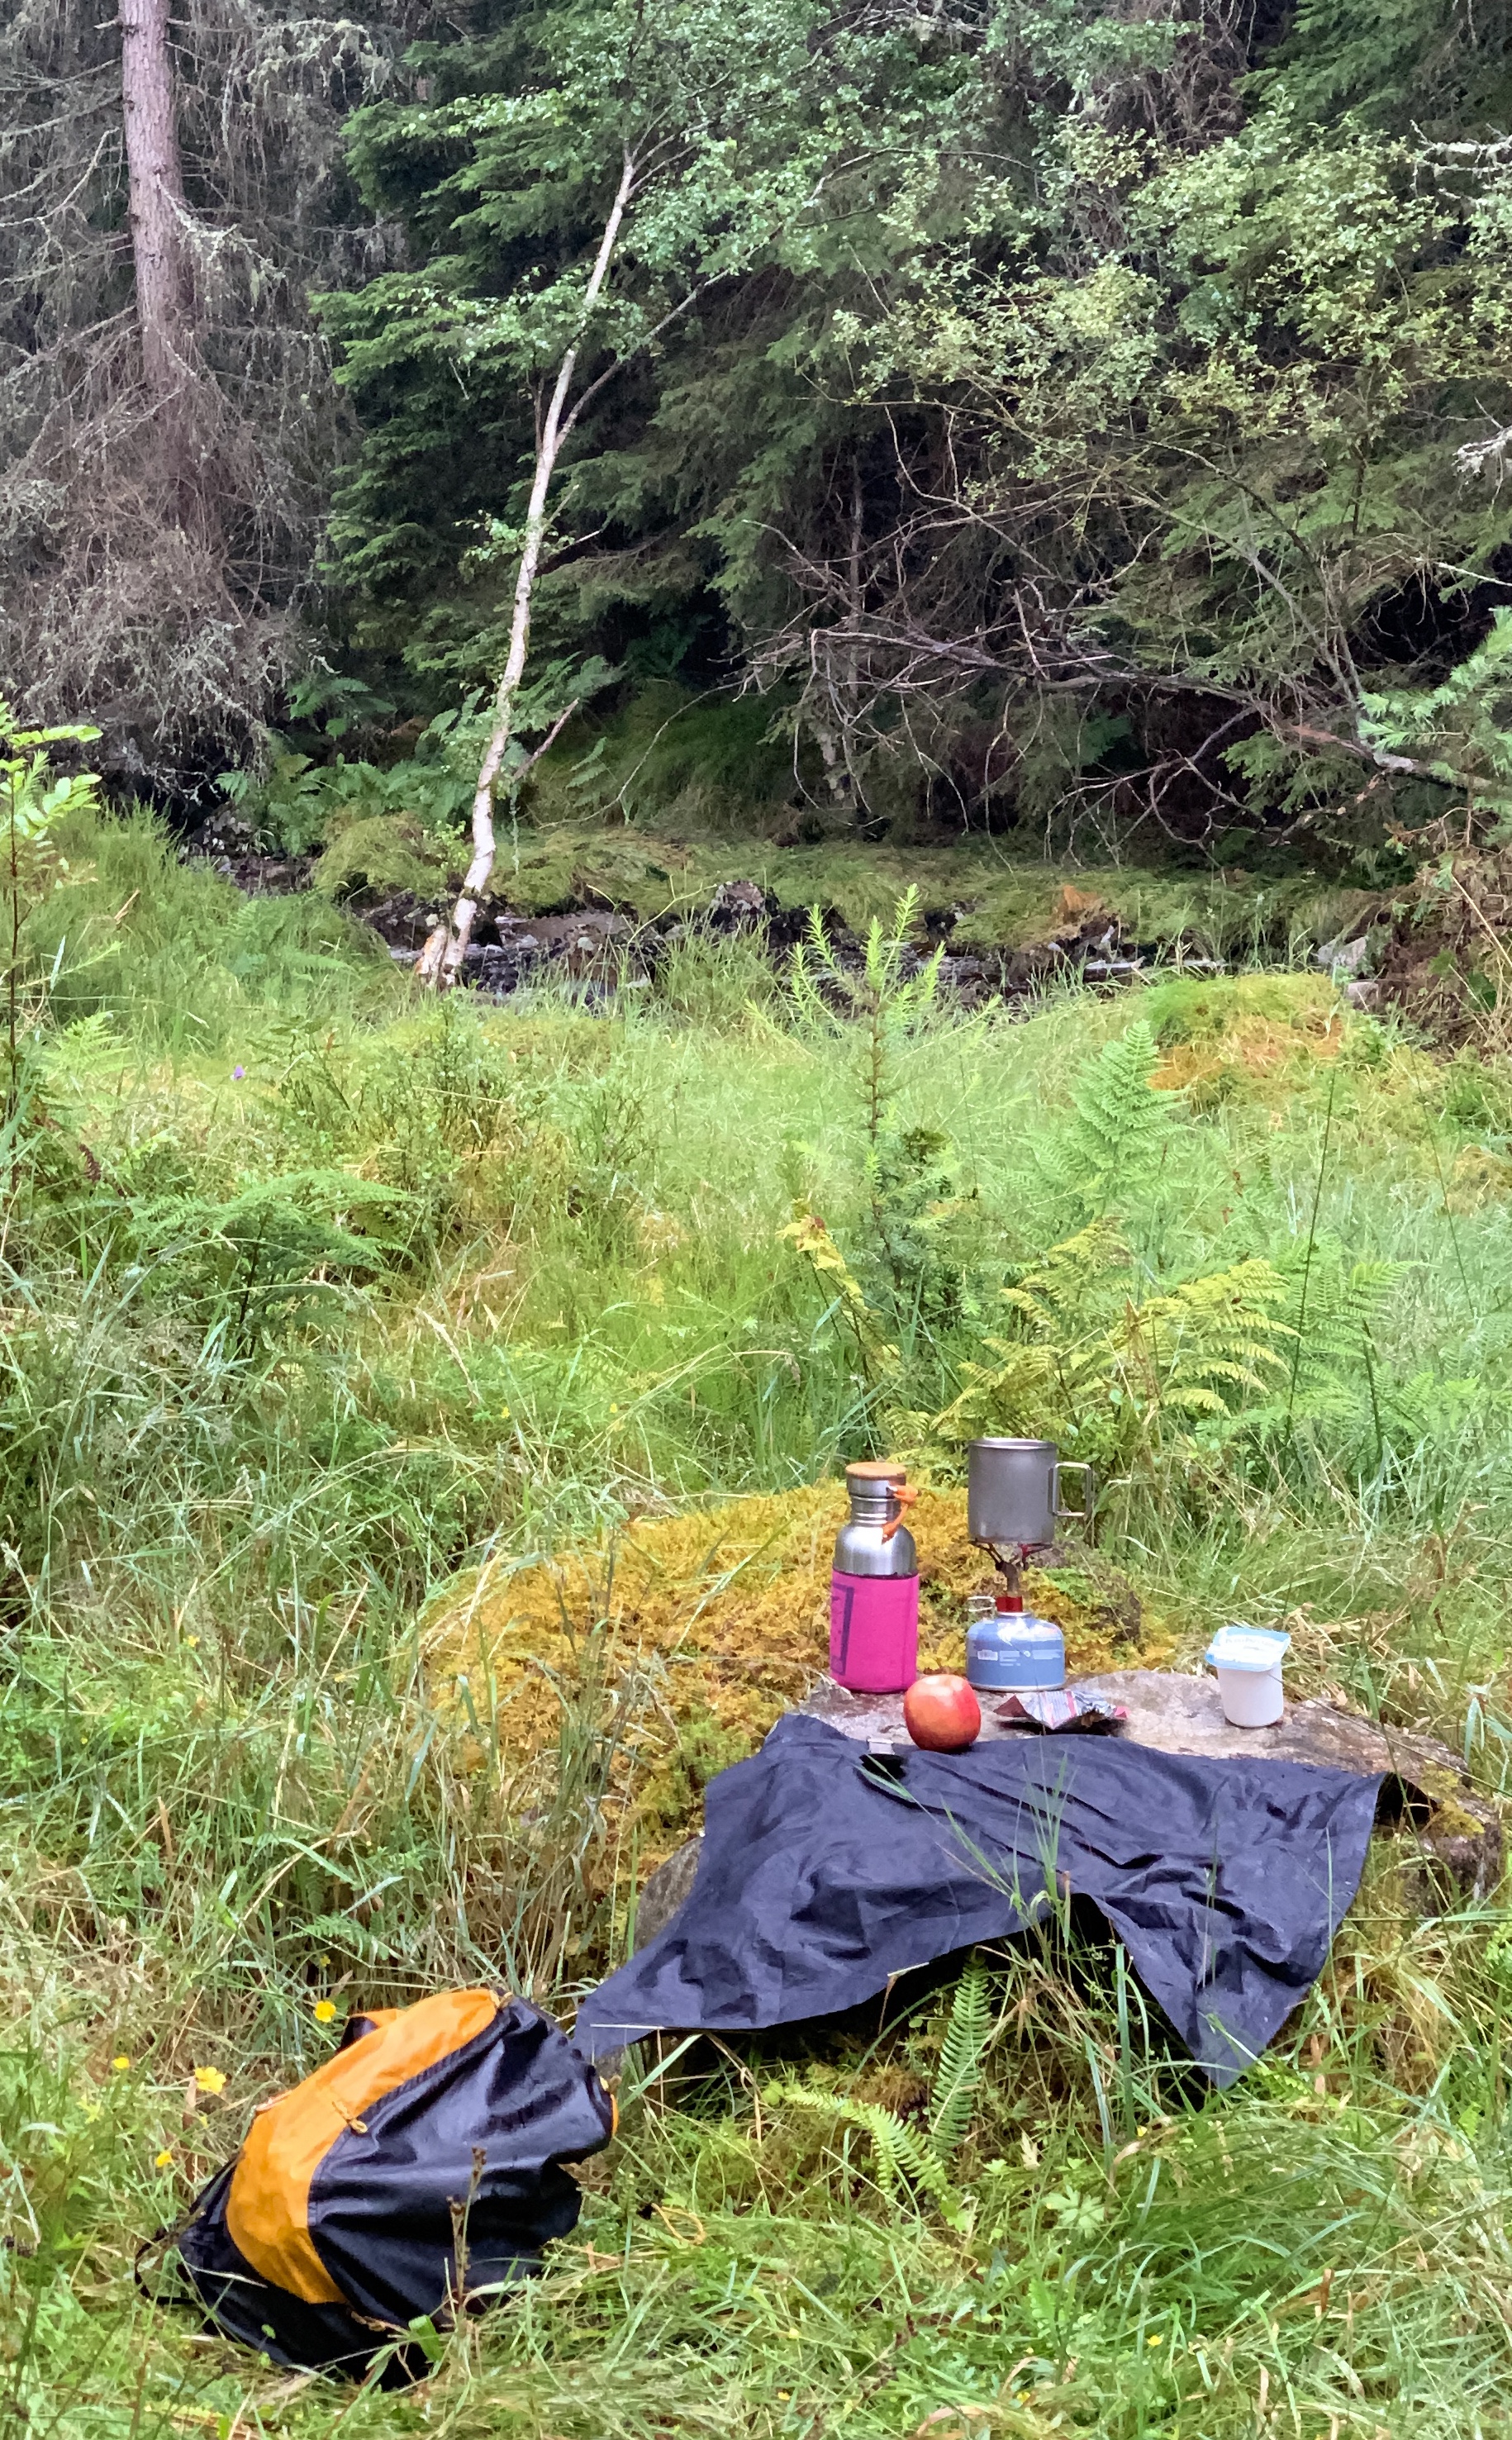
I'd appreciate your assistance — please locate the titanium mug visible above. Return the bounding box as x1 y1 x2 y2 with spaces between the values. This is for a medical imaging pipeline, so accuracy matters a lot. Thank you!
966 1437 1096 1551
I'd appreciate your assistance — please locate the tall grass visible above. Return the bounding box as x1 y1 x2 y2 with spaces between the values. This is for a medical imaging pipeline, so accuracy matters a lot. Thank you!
2 807 1512 2435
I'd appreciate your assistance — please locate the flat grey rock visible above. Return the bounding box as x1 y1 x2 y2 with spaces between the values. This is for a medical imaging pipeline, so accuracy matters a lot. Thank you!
801 1667 1500 1905
1073 1667 1456 1779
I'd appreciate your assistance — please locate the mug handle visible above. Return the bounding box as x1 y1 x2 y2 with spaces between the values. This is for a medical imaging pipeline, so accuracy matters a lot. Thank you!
1053 1461 1096 1537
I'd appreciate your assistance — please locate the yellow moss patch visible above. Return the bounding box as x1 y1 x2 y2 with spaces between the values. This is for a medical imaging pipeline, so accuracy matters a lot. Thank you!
1054 883 1113 928
1448 1144 1512 1208
1142 972 1346 1110
1152 1015 1344 1104
425 1486 1172 1864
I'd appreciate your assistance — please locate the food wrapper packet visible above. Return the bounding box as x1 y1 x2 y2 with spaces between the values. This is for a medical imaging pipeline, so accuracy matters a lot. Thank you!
996 1689 1127 1734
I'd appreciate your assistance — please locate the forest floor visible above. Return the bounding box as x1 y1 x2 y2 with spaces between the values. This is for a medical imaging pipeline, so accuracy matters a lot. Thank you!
228 683 1386 986
289 806 1378 991
6 804 1512 2440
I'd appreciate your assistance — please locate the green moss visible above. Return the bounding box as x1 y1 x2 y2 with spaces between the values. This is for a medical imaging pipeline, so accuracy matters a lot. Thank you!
311 812 457 903
479 819 1364 953
1139 969 1339 1045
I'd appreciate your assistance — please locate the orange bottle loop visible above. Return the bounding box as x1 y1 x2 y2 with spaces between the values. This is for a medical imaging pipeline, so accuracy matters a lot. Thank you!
882 1482 919 1540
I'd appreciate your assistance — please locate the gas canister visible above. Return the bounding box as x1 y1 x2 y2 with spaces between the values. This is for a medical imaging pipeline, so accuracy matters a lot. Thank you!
964 1594 1065 1692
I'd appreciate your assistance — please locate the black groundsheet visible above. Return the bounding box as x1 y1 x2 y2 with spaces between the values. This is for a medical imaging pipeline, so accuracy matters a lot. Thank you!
577 1714 1381 2083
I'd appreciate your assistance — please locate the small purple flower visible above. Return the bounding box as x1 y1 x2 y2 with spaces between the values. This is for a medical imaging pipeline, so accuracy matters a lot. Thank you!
231 1064 245 1082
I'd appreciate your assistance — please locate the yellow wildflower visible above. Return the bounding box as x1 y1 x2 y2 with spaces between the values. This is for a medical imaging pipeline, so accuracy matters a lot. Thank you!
314 1999 336 2024
193 2066 226 2095
111 2055 131 2073
155 2150 174 2169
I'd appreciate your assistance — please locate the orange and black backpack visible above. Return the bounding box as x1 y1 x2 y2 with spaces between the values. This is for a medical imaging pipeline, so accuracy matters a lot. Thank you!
161 1990 616 2385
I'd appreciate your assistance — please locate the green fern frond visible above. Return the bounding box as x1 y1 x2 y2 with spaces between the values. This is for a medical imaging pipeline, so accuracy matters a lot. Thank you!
1276 1246 1401 1384
931 1234 1293 1467
1035 1023 1171 1212
877 2114 963 2221
1159 1385 1232 1415
930 1960 993 2161
1002 1218 1132 1325
778 2087 966 2226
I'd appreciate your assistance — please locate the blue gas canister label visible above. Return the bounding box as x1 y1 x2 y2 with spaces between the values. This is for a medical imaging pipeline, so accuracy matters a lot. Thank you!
965 1610 1066 1691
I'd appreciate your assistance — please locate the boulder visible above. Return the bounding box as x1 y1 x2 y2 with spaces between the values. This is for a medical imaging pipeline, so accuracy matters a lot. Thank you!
803 1667 1501 1909
1316 933 1372 977
634 1833 706 1950
707 879 768 929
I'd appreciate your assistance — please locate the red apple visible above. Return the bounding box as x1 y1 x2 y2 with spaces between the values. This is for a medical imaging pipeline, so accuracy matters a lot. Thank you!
903 1672 982 1752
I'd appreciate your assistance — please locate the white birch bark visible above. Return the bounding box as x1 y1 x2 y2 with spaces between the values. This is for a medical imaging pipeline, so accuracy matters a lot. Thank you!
420 149 638 989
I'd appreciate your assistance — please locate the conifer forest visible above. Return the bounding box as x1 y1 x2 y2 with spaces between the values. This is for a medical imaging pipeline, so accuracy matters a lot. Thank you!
10 0 1512 2431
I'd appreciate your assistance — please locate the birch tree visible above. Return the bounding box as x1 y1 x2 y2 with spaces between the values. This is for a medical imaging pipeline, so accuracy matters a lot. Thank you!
356 0 909 987
417 146 639 986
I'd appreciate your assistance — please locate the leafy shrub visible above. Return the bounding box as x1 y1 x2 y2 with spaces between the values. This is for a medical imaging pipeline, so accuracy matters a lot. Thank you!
221 702 484 854
930 1219 1293 1500
865 1123 979 1339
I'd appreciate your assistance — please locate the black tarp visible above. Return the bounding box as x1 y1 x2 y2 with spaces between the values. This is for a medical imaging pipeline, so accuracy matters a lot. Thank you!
575 1715 1382 2083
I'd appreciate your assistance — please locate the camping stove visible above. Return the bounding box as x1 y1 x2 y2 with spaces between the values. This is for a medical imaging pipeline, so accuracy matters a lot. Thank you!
963 1439 1095 1694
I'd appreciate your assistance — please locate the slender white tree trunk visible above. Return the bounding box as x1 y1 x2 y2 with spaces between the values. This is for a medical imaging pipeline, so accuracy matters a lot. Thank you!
120 0 191 416
420 150 638 990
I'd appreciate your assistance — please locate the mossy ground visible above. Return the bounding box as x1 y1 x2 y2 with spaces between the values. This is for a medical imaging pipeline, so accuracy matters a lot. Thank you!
6 806 1512 2440
417 816 1366 960
287 687 1374 958
426 1486 1176 1867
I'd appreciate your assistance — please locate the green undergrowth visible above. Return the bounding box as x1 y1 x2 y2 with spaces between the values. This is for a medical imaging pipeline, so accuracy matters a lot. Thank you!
245 683 1368 954
4 806 1512 2434
509 688 1365 947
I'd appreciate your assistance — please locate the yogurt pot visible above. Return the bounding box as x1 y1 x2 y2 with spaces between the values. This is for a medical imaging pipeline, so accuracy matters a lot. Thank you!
1205 1624 1291 1728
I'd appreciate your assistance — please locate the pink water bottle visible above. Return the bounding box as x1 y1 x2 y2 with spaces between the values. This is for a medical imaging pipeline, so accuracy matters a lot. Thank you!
829 1462 920 1693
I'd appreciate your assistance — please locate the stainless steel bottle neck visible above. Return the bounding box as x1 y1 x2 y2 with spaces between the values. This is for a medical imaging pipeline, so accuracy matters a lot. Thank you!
848 1486 896 1523
836 1472 917 1577
833 1515 917 1577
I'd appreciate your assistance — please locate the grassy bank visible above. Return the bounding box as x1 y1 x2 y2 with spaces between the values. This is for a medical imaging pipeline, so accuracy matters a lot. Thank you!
4 808 1512 2439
